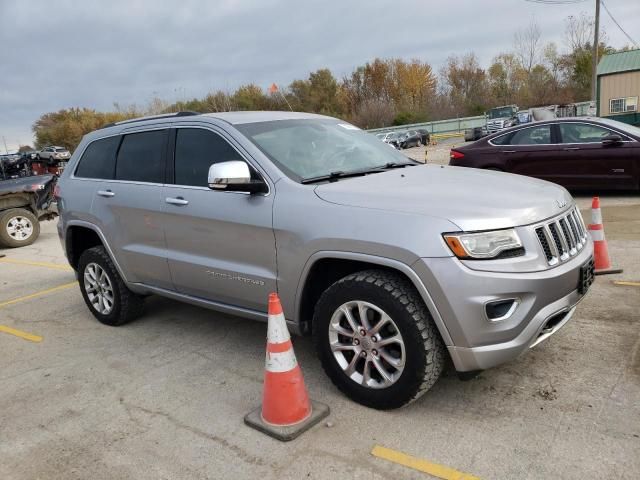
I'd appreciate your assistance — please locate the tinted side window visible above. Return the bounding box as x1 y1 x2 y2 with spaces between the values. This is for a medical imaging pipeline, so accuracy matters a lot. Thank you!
491 133 512 145
75 136 120 179
115 130 167 183
559 123 614 143
174 128 243 187
509 125 551 145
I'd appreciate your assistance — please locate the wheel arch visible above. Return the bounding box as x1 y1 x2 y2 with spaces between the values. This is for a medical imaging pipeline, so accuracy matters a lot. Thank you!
295 252 453 346
64 221 128 282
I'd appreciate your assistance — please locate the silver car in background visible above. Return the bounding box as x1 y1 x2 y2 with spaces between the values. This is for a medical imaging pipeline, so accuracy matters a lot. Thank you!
56 111 594 409
38 146 71 163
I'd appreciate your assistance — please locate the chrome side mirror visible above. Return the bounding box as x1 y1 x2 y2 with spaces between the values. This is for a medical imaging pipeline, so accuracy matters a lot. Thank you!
207 161 267 193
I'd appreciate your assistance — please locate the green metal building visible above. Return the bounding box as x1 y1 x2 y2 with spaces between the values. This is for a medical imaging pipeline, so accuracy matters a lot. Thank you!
596 49 640 126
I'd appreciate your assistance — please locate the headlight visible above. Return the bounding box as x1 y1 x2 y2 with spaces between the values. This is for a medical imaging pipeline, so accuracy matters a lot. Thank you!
443 229 523 259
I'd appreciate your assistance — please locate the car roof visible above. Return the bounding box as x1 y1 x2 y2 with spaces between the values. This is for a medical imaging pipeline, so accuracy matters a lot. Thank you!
484 117 612 138
201 111 333 125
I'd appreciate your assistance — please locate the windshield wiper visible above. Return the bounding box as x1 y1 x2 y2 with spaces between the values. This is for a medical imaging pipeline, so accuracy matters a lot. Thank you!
301 162 417 184
301 170 368 184
369 161 416 171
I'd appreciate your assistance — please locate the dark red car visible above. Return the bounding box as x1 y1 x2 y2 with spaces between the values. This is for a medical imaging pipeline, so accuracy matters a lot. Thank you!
449 118 640 190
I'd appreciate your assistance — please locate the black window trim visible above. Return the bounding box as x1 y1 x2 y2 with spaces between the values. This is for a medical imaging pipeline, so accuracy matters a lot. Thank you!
557 120 634 144
72 133 123 180
167 125 271 196
488 123 558 147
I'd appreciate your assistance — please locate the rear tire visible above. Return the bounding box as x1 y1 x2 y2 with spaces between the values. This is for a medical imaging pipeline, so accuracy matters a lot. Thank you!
77 246 144 326
0 208 39 248
313 270 445 409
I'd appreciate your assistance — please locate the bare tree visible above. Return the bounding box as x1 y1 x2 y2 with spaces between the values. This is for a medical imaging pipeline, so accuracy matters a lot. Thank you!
352 98 395 129
514 20 541 74
564 13 593 51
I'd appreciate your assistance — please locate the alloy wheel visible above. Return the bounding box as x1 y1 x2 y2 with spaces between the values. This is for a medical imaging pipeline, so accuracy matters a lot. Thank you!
328 300 405 389
84 262 115 315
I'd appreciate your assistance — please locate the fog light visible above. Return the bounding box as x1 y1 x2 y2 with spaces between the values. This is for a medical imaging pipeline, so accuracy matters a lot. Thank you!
485 299 519 322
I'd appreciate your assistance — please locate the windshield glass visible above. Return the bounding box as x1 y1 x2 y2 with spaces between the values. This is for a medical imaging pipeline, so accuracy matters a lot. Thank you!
597 118 640 137
236 119 415 181
488 107 515 119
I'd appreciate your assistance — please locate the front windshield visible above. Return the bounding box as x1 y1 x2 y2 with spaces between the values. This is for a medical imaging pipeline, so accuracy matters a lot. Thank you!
236 119 415 181
597 118 640 137
488 107 514 119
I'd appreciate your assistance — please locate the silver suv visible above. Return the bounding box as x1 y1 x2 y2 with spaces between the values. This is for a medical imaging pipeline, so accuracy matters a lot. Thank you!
57 111 595 409
38 146 71 163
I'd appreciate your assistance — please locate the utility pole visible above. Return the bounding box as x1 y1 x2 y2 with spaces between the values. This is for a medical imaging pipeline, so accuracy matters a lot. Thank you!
2 136 8 154
591 0 600 102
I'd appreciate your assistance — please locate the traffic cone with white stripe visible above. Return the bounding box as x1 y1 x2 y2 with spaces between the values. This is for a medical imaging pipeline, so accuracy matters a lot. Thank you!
588 197 622 275
244 293 329 441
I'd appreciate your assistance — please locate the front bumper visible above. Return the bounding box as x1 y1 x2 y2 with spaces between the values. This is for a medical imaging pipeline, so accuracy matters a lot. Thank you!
414 240 593 372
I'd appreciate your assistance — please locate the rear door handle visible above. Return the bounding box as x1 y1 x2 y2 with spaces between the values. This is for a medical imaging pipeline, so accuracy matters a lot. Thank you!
165 197 189 206
612 168 625 173
502 150 517 154
563 147 580 151
97 190 115 198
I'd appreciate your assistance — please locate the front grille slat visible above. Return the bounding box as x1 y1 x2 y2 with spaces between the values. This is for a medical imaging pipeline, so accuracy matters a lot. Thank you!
536 227 553 263
548 223 566 257
567 214 582 248
559 218 576 253
535 207 587 266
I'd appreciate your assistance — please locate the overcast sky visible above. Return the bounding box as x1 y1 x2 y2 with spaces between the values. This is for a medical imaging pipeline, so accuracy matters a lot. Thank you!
1 0 639 151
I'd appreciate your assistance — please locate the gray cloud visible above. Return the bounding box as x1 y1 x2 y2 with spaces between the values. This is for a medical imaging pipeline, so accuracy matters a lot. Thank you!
1 0 638 150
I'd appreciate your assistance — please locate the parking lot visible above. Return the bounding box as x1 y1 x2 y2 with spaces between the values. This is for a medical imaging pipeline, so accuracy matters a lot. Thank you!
1 157 639 479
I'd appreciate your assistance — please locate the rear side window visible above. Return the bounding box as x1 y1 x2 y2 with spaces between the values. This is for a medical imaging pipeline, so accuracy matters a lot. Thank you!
490 133 511 145
75 136 120 179
115 130 167 183
174 128 243 187
508 125 551 145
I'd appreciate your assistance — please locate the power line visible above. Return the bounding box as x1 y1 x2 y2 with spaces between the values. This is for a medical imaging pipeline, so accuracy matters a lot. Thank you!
524 0 587 4
600 1 639 47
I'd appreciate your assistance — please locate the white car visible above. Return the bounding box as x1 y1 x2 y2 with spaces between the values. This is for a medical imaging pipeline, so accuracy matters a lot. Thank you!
38 146 71 163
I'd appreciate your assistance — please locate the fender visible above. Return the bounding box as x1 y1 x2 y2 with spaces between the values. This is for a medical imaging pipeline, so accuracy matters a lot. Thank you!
64 220 131 285
294 251 454 346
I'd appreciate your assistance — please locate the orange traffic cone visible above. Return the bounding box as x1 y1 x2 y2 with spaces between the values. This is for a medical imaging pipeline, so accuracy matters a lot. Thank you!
588 197 622 275
244 293 329 441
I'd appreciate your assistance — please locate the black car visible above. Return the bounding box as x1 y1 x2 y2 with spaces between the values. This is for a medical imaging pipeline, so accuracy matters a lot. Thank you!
398 130 422 149
416 128 431 145
0 154 30 179
20 150 38 161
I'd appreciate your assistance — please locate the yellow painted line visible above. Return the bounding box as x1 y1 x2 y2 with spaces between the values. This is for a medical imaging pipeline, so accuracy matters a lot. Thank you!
0 324 42 342
0 281 77 309
613 281 640 287
0 257 73 271
371 445 481 480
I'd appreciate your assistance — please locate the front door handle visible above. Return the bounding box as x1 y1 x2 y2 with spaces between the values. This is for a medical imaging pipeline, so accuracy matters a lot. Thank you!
97 190 115 198
502 150 517 154
165 197 189 206
563 147 580 151
612 168 625 173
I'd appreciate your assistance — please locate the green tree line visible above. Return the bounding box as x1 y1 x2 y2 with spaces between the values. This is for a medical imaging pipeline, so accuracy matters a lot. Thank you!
33 13 628 151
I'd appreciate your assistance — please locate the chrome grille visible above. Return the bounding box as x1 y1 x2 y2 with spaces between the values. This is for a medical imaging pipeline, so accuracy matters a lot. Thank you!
534 207 588 266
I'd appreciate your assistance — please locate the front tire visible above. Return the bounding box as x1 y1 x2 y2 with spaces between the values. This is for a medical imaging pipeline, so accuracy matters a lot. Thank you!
0 208 39 248
78 246 144 326
313 270 445 409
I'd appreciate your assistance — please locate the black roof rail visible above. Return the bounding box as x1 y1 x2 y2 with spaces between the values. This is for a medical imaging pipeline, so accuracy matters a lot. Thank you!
101 111 200 129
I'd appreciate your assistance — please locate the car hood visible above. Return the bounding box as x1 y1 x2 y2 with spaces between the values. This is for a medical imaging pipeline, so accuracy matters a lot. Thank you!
314 164 573 231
